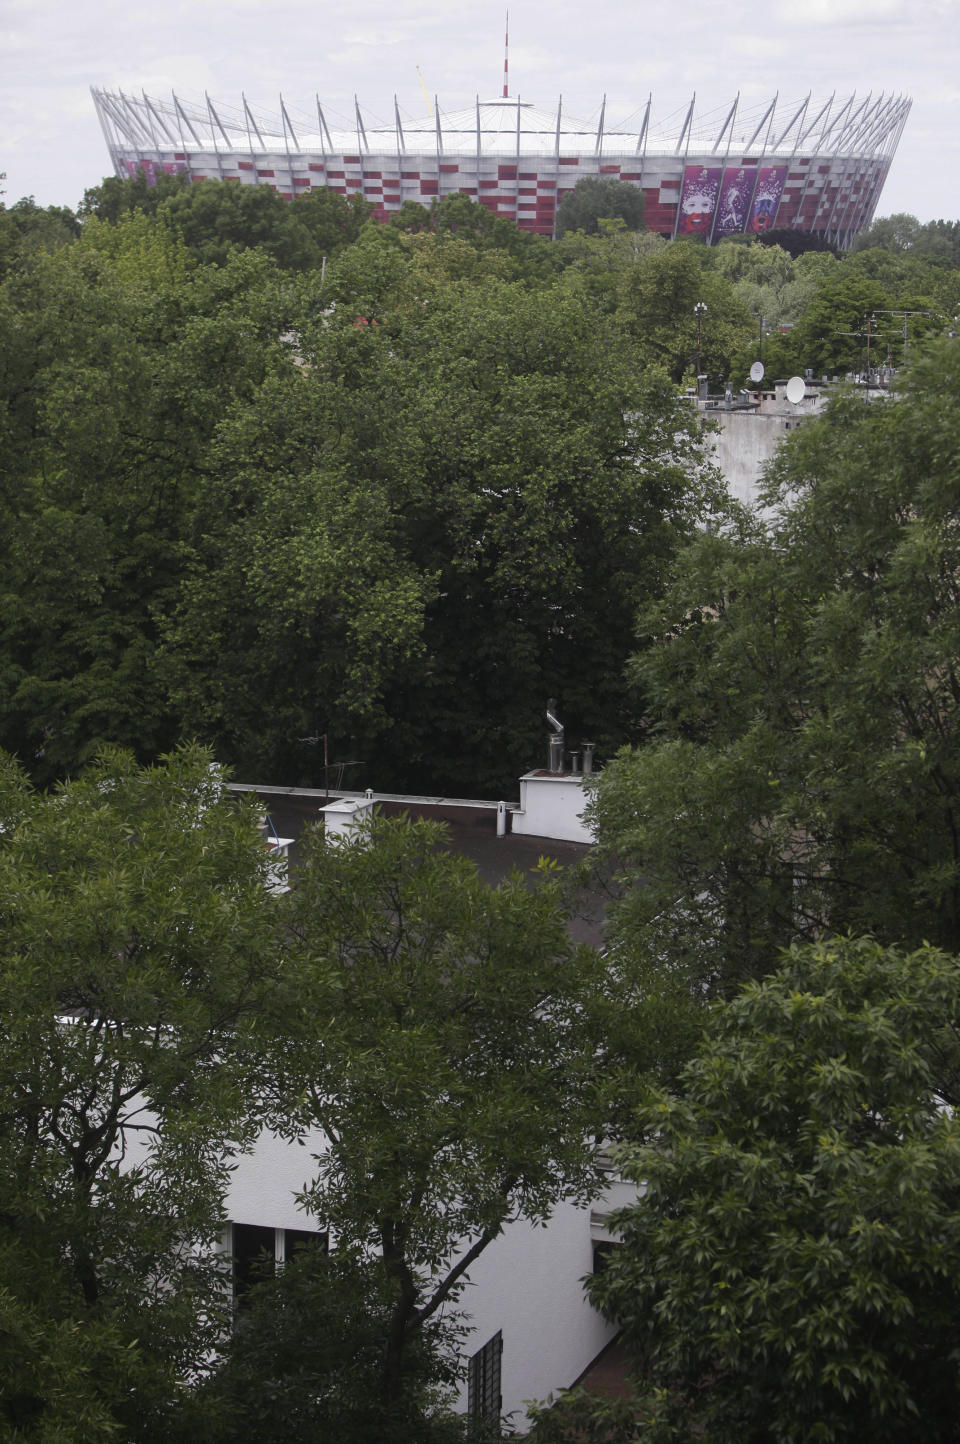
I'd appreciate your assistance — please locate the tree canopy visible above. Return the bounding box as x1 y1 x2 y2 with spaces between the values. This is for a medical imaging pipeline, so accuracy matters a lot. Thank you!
261 813 609 1417
2 177 959 793
0 242 298 785
590 937 960 1443
0 745 281 1440
557 178 646 238
157 229 721 794
588 338 960 1075
200 1247 475 1444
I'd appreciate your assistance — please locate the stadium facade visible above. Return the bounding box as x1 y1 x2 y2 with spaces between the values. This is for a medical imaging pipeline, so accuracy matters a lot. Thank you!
91 87 910 249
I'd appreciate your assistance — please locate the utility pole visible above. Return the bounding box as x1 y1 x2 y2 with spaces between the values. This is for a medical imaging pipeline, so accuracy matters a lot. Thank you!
694 301 707 384
873 308 935 365
835 313 891 387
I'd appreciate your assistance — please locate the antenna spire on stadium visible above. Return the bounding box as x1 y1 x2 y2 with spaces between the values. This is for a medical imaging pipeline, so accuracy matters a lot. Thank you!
503 11 509 98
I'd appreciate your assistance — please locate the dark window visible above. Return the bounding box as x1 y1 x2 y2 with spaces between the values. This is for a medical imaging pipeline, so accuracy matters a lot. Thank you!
467 1330 502 1420
592 1240 618 1276
283 1227 329 1261
232 1223 275 1303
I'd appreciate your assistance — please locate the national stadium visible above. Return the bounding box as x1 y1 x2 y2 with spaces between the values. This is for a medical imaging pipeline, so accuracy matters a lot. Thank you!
91 81 910 249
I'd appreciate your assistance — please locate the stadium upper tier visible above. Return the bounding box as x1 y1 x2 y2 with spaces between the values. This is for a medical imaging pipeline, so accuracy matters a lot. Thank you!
91 88 910 248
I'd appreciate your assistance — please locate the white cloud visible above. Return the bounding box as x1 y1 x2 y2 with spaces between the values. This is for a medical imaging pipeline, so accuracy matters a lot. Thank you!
342 27 406 46
775 0 904 22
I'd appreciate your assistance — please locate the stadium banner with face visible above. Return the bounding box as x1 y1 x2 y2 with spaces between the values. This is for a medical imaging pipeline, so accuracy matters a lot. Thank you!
678 165 722 236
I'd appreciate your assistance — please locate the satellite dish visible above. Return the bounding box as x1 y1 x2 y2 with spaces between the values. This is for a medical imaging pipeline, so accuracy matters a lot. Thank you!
749 361 765 383
785 375 806 405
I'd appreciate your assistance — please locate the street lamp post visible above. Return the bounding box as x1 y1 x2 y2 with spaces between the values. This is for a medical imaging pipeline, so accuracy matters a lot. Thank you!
694 301 707 384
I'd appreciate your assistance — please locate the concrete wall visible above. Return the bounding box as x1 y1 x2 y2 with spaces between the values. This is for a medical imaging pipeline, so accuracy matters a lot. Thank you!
705 385 827 509
708 409 797 507
511 772 593 845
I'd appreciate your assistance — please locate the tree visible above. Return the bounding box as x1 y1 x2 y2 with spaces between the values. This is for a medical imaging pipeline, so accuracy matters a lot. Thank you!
164 412 431 785
745 257 946 381
557 178 646 239
588 339 960 1075
157 178 322 271
200 1248 482 1444
710 238 821 335
0 242 297 783
78 207 195 288
615 240 754 386
166 236 720 795
0 195 79 279
263 813 609 1421
80 169 191 225
0 745 281 1439
590 937 960 1443
852 212 924 255
81 172 372 272
291 185 373 259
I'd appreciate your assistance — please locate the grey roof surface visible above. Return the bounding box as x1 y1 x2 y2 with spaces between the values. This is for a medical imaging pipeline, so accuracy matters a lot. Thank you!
238 786 606 950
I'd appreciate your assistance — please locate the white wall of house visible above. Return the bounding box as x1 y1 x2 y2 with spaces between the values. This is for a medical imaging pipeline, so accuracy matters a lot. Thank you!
448 1176 634 1422
221 1122 629 1426
225 1126 328 1233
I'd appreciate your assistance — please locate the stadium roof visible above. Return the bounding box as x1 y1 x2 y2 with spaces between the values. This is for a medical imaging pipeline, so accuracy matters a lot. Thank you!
94 88 910 163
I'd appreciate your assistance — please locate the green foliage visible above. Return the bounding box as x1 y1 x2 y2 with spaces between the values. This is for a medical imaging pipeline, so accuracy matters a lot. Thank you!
0 745 281 1439
557 178 646 239
157 178 323 271
201 1248 484 1443
0 242 297 781
81 171 372 272
264 813 609 1409
526 1388 644 1441
711 238 821 333
80 169 191 224
853 212 960 268
0 196 79 279
385 193 556 285
590 937 960 1443
163 238 719 793
78 207 195 288
589 339 960 1072
3 203 720 795
291 184 373 258
615 241 754 386
7 173 955 799
746 260 945 381
164 398 431 777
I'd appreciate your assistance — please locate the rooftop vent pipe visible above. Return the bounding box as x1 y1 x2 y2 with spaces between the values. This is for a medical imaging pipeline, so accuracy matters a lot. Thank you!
546 698 564 773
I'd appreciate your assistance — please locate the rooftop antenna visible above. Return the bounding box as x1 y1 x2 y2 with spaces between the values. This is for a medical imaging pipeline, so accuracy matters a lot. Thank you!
503 10 509 98
416 65 433 117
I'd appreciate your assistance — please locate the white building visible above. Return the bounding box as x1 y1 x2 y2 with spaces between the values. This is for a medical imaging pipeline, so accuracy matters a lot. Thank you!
223 738 630 1426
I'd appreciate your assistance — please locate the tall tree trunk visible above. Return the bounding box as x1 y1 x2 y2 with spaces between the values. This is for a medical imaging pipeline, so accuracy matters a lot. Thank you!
380 1218 419 1409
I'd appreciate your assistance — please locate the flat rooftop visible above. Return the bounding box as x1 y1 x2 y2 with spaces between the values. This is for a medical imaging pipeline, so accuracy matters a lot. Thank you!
230 783 605 949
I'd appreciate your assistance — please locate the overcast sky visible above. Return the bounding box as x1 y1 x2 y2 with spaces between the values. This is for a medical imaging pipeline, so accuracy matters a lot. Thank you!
3 0 957 223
